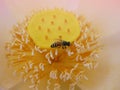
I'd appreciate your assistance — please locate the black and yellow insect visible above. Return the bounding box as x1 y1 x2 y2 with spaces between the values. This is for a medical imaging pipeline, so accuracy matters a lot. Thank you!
50 40 70 49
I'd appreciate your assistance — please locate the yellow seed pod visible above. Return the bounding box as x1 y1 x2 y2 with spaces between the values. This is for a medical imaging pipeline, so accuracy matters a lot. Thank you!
27 9 80 48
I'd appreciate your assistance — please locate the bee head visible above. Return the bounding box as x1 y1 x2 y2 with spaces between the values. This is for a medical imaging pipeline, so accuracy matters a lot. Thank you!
67 42 70 46
50 44 53 48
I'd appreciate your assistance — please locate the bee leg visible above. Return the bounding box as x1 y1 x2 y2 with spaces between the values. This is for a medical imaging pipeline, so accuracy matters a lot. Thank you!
62 46 64 49
58 46 61 48
62 46 66 49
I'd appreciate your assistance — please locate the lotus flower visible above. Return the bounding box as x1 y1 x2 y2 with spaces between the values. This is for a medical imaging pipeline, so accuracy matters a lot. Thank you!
0 0 120 90
4 9 102 90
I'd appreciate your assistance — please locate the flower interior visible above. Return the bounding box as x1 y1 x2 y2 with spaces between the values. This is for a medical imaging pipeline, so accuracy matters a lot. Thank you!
5 9 102 90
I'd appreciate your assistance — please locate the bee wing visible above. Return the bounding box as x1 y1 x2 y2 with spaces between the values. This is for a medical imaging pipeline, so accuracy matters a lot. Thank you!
54 38 62 42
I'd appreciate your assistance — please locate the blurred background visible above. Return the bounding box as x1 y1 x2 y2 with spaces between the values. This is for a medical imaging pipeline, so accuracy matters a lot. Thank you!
0 0 120 90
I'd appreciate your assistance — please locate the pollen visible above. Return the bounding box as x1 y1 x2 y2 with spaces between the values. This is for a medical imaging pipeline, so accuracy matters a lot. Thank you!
5 9 102 90
51 21 54 25
47 28 51 33
45 35 48 40
53 15 56 19
64 19 68 23
58 26 61 31
38 26 41 31
59 35 62 39
41 18 45 22
67 28 70 33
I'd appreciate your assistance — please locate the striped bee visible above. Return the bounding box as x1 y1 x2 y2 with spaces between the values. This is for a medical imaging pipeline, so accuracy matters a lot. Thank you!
50 40 70 49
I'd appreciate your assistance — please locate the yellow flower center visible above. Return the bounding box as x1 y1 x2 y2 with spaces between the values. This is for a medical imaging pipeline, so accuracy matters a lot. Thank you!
27 9 80 48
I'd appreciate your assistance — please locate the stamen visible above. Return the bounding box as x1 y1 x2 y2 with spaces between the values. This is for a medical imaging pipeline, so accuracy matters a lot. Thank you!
31 78 35 84
54 83 60 90
76 55 79 61
74 41 81 48
90 34 94 41
16 38 22 43
37 80 40 84
94 63 99 69
47 79 51 85
76 55 84 61
70 63 79 74
20 44 23 50
46 79 51 90
50 50 54 59
11 40 16 46
75 72 82 82
17 55 21 60
24 63 29 73
49 70 57 79
31 49 35 56
21 35 25 41
22 29 25 34
35 86 38 90
15 31 22 35
60 71 71 81
25 34 29 44
34 74 39 79
46 86 50 90
34 66 39 72
90 51 99 59
45 53 52 64
83 63 90 70
29 75 33 78
89 62 93 69
28 61 33 69
39 63 44 71
35 46 47 53
66 49 74 56
29 84 35 88
69 83 76 90
83 33 87 39
55 49 58 56
23 77 27 82
83 75 88 80
79 55 84 61
84 27 89 32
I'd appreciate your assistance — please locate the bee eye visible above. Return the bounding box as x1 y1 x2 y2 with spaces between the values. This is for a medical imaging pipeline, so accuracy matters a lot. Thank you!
68 42 70 46
62 42 65 45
